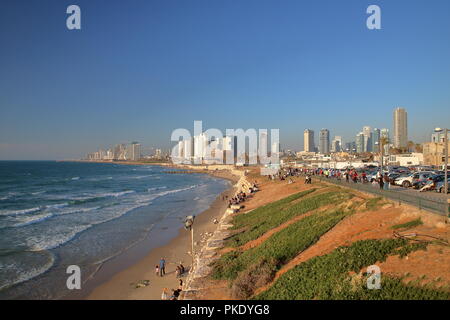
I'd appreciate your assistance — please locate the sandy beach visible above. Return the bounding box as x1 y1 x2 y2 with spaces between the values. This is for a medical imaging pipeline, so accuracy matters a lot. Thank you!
77 167 241 300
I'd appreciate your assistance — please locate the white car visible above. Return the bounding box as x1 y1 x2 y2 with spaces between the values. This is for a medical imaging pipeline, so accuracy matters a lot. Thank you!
395 171 434 188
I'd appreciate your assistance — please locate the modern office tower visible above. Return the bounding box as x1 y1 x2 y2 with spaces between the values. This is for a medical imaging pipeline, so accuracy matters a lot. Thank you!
222 135 238 164
303 129 315 152
318 129 330 154
362 126 372 152
356 132 365 153
372 128 381 152
125 142 141 161
193 133 208 163
113 144 127 160
331 136 343 153
345 141 356 153
271 141 279 155
183 139 192 161
259 131 268 155
393 107 408 149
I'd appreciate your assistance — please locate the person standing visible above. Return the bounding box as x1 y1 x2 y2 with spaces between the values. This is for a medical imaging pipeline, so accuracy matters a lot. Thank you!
383 173 390 190
378 176 384 190
159 257 166 277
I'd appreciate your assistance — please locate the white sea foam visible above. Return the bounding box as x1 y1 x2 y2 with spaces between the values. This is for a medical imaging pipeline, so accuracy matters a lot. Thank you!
12 213 54 227
0 207 41 216
147 186 167 192
0 252 56 291
97 190 134 198
71 177 80 180
26 224 93 251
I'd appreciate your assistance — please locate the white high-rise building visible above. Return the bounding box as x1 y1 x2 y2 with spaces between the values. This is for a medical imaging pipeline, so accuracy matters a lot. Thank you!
393 107 408 149
304 129 315 152
362 126 372 152
331 136 343 153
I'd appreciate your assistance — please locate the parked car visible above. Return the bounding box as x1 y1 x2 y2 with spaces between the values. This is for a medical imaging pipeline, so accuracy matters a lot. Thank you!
435 178 450 193
395 171 434 188
413 174 444 191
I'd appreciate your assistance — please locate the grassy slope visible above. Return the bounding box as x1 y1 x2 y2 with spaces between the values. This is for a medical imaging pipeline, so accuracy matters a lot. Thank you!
255 239 449 300
227 189 353 247
212 207 354 280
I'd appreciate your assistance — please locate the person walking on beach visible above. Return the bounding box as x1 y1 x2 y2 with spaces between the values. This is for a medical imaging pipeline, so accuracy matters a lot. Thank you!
155 265 159 276
159 258 166 277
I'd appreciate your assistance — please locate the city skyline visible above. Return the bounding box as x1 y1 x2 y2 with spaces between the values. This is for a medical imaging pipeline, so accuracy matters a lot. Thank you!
1 0 450 160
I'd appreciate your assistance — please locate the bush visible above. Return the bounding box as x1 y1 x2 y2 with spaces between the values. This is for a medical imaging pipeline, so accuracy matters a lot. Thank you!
391 218 423 230
231 259 277 299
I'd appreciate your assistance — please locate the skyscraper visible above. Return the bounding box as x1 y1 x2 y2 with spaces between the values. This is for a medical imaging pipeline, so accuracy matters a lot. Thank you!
372 128 380 152
356 132 365 153
393 107 408 149
318 129 330 154
331 136 343 153
303 129 315 152
362 126 372 152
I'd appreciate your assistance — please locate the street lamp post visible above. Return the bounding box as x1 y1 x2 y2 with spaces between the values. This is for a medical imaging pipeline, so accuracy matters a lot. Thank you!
435 128 448 195
444 128 448 195
183 215 195 266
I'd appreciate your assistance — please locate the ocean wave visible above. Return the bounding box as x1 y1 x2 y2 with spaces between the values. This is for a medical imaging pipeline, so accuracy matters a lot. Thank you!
31 191 46 195
147 186 167 192
0 207 41 216
0 251 55 292
103 190 135 197
11 213 54 228
45 203 69 210
71 177 80 181
26 224 93 251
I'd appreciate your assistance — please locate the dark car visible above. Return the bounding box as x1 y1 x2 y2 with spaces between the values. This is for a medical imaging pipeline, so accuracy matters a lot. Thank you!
412 178 429 189
435 178 450 193
388 173 402 184
412 175 444 190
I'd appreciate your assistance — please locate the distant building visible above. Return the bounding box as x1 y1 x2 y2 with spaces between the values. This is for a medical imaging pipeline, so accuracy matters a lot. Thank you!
388 153 423 166
331 136 343 153
393 107 408 149
372 128 380 153
356 132 365 153
431 129 450 143
303 129 315 152
344 141 356 153
318 129 330 154
362 126 372 152
423 141 450 166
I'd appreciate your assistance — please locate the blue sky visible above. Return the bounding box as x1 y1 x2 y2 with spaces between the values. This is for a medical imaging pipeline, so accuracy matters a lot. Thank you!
1 0 450 159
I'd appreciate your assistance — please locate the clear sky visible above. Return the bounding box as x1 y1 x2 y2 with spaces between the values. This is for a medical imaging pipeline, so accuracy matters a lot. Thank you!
1 0 450 160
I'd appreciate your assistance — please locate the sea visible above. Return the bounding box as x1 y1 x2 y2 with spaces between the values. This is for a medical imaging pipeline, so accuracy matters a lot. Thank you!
0 161 230 299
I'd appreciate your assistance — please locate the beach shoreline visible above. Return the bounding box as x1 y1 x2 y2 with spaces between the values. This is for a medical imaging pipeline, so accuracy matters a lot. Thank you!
63 163 243 300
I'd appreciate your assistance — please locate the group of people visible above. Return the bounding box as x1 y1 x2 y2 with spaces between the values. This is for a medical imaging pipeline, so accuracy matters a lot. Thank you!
227 182 259 208
155 258 185 278
156 257 185 300
297 167 392 190
161 281 183 300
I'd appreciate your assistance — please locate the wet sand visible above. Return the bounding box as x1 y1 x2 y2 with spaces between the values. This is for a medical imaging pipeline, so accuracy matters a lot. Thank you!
78 169 240 300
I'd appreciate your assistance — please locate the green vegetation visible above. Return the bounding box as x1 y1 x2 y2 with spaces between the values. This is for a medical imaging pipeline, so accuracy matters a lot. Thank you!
254 239 450 300
227 189 353 247
391 218 423 230
365 197 385 211
212 206 354 282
